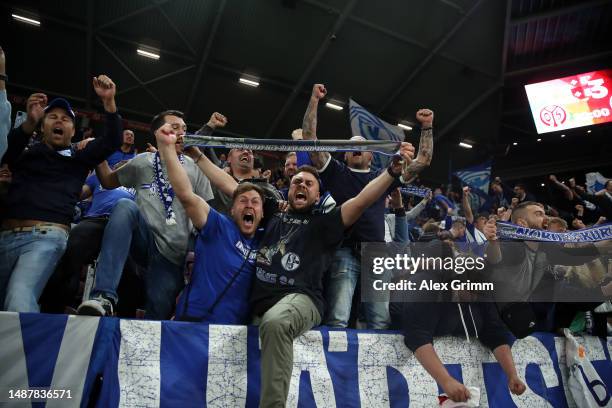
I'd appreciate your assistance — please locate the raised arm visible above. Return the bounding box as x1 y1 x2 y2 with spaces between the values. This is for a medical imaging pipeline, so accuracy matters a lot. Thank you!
185 146 238 197
402 109 434 183
341 143 414 227
157 125 210 229
406 191 431 220
302 84 330 170
78 75 123 165
462 186 474 224
548 175 573 200
1 93 46 166
196 111 228 167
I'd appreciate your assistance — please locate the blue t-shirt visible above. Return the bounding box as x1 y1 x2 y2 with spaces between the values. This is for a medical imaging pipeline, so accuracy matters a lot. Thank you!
319 157 398 243
106 149 135 168
176 208 261 324
84 174 135 217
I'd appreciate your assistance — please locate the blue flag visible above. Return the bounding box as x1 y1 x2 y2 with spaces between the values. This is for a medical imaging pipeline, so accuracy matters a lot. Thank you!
453 160 492 196
349 99 405 169
586 172 609 194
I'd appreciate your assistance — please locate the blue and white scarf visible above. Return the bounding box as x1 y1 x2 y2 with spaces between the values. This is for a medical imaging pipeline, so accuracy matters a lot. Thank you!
400 185 431 198
153 152 184 225
496 221 612 243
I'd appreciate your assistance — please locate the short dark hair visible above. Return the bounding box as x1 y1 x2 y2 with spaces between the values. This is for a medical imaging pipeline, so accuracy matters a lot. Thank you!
150 110 184 136
511 201 544 223
232 182 265 203
514 183 527 191
294 165 322 190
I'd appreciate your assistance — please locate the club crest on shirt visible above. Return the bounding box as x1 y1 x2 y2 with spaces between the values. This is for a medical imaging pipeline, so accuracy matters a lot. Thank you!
281 252 300 272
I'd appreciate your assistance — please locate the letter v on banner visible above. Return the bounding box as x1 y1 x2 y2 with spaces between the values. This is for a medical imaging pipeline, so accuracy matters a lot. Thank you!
349 99 405 169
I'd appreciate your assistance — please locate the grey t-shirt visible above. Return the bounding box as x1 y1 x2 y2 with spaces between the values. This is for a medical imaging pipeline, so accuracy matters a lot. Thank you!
116 152 213 265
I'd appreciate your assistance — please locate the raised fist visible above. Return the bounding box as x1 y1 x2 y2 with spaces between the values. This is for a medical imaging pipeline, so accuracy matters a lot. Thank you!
155 123 177 146
93 75 116 102
207 112 227 129
311 84 326 100
549 174 557 182
416 109 433 127
511 197 519 208
462 186 470 194
483 218 498 241
25 93 47 127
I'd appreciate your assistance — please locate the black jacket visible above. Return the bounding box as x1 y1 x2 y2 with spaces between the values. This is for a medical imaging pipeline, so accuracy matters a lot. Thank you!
2 111 122 225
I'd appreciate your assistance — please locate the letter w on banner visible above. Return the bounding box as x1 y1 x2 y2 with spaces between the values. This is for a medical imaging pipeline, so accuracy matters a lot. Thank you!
453 160 492 196
349 99 405 169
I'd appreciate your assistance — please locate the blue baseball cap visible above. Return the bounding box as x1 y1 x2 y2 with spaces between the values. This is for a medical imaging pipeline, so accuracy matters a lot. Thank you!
44 98 76 121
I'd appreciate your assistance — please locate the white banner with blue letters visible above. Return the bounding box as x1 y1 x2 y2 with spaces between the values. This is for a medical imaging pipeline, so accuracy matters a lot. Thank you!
0 312 610 407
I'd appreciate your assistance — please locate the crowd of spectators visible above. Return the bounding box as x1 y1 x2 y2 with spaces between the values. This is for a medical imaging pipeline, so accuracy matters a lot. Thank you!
1 45 611 405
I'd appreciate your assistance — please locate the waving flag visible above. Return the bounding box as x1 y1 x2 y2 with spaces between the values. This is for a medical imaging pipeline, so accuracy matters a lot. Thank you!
453 160 492 196
349 99 405 169
586 172 609 194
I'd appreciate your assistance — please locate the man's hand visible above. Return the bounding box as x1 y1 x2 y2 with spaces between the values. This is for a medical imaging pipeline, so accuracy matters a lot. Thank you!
155 124 177 147
389 188 403 209
508 375 526 396
145 142 157 153
22 93 47 134
441 377 470 402
596 216 607 225
462 186 470 196
425 190 433 202
575 204 584 216
291 128 303 140
511 197 519 209
568 178 576 188
549 174 558 182
76 137 95 151
415 108 433 128
572 218 586 229
483 218 498 241
393 142 415 177
311 83 326 100
93 75 116 102
184 146 202 160
207 112 227 129
262 169 272 181
93 75 117 112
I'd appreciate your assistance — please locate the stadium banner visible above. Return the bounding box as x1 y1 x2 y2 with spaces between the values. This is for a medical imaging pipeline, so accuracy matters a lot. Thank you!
0 312 610 407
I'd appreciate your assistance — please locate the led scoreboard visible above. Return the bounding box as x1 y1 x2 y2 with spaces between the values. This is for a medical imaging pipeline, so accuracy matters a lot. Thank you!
525 69 612 134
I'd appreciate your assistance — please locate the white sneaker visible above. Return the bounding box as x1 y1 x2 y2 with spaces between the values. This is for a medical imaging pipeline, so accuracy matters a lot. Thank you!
77 295 115 316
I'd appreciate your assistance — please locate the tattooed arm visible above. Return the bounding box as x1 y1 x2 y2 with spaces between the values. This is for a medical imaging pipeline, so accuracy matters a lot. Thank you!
401 109 434 183
302 83 330 170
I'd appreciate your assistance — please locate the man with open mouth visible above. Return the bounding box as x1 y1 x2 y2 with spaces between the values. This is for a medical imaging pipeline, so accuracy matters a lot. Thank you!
248 144 419 408
0 75 122 312
152 125 266 324
77 111 222 319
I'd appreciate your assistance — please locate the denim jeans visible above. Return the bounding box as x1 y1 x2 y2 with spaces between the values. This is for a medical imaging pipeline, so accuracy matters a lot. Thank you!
91 199 184 320
324 246 390 329
0 226 69 312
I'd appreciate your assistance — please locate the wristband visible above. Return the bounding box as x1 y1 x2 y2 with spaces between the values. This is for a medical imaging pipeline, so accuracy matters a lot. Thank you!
194 153 204 164
421 126 432 131
387 165 401 179
0 74 6 82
